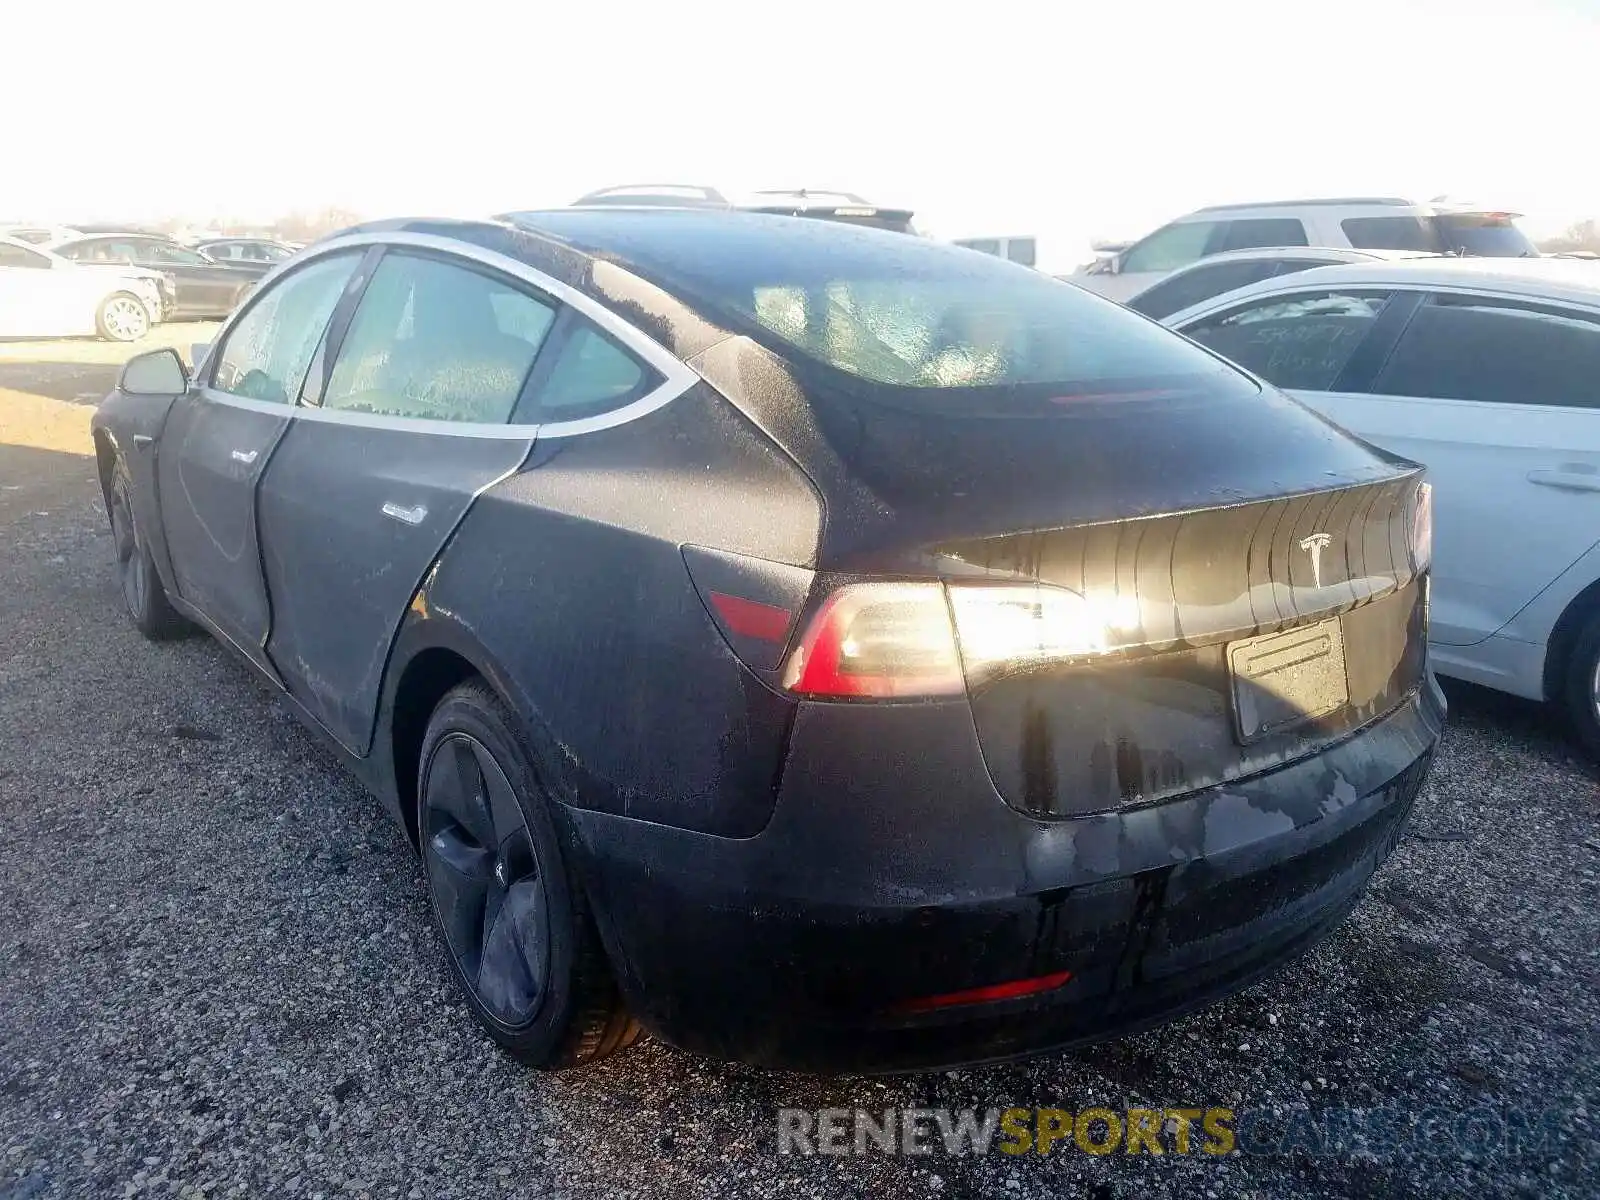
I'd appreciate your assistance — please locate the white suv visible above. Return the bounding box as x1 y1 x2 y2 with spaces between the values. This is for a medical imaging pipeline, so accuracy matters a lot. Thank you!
1073 197 1537 302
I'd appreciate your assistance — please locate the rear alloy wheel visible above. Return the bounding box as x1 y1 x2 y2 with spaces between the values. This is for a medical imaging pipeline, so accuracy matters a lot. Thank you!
1562 609 1600 758
418 681 638 1067
97 292 151 342
109 459 188 640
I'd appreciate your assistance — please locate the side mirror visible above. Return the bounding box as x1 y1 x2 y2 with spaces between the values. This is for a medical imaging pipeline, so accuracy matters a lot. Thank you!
119 347 189 395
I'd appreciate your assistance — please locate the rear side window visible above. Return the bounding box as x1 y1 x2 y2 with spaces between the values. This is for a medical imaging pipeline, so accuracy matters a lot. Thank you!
1129 259 1284 319
211 252 360 404
1182 291 1391 390
1215 219 1308 252
1342 216 1441 252
532 324 650 419
322 252 556 424
1372 295 1600 407
1119 221 1220 274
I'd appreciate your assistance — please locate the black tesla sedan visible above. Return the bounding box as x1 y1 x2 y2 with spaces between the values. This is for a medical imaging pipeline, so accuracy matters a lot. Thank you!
92 210 1442 1072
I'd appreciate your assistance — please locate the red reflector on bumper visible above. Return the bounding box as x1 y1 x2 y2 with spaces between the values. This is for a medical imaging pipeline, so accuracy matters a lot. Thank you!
893 970 1073 1014
708 591 793 643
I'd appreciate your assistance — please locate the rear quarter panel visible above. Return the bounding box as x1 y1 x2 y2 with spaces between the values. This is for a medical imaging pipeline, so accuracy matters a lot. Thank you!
415 381 822 838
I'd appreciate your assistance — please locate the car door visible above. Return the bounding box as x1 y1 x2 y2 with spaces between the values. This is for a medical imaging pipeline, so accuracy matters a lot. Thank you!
1315 293 1600 646
155 251 364 672
254 246 560 754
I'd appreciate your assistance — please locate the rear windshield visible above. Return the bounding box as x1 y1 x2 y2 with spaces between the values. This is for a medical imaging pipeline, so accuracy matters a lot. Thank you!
1432 214 1537 258
517 211 1255 410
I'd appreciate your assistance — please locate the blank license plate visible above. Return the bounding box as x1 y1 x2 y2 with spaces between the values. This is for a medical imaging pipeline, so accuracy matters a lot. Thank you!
1228 617 1349 744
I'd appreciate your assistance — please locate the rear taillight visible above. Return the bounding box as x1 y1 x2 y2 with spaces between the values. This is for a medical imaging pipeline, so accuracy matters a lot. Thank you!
781 583 964 698
1410 480 1433 572
781 581 1138 698
948 584 1137 687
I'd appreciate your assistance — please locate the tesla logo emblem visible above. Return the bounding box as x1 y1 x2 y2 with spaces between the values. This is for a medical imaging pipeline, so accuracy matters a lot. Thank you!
1299 533 1333 587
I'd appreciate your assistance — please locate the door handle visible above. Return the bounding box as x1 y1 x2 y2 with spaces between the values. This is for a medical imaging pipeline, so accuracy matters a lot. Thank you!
132 434 154 448
381 502 428 526
1528 468 1600 494
230 448 258 465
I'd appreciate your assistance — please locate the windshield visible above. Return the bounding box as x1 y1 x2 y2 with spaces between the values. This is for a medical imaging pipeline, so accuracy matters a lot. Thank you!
1432 213 1537 257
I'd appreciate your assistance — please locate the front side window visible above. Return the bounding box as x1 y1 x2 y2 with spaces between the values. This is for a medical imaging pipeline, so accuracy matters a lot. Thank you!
1128 259 1283 319
322 252 555 424
211 252 360 404
1215 218 1309 252
57 240 122 263
1119 221 1220 274
1342 216 1440 252
1373 294 1600 407
1181 290 1392 390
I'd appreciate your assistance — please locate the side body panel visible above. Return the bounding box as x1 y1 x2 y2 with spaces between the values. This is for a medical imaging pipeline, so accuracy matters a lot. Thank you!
418 382 822 837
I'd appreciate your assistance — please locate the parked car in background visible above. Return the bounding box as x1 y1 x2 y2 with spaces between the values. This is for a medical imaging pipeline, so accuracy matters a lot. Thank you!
95 210 1438 1072
0 235 165 341
49 233 267 320
954 235 1038 267
1125 246 1437 319
572 184 917 233
1 224 84 246
1077 197 1538 302
1164 257 1600 753
196 237 296 265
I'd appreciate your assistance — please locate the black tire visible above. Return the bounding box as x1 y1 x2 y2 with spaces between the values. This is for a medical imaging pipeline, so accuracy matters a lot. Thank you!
96 292 152 342
417 680 638 1068
1562 608 1600 758
109 458 188 640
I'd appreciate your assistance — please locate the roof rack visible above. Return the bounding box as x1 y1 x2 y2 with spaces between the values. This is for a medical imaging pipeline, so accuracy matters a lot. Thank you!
572 184 730 208
744 188 871 206
1194 197 1414 212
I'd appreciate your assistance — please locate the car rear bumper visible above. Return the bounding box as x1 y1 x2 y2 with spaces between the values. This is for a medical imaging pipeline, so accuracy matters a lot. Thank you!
566 675 1444 1073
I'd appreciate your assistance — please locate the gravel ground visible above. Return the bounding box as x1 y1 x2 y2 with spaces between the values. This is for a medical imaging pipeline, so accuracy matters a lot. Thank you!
1 340 1596 1199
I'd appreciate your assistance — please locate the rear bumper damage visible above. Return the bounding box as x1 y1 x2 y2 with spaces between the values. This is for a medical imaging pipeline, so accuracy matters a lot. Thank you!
566 675 1444 1073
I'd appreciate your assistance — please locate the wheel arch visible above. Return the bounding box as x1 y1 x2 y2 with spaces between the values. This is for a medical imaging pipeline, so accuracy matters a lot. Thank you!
92 427 118 516
381 612 552 854
1541 576 1600 702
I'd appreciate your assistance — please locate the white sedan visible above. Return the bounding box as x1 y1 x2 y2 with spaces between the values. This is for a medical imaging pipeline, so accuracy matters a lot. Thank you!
0 236 167 341
1163 257 1600 751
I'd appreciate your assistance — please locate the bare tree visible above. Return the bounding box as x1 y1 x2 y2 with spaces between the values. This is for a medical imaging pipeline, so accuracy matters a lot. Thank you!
1538 218 1600 255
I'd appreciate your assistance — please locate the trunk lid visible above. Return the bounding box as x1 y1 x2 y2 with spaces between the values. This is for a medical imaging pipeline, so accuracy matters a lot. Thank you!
934 471 1428 817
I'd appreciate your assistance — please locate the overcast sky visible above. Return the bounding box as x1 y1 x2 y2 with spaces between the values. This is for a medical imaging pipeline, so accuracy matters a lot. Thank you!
7 0 1596 269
